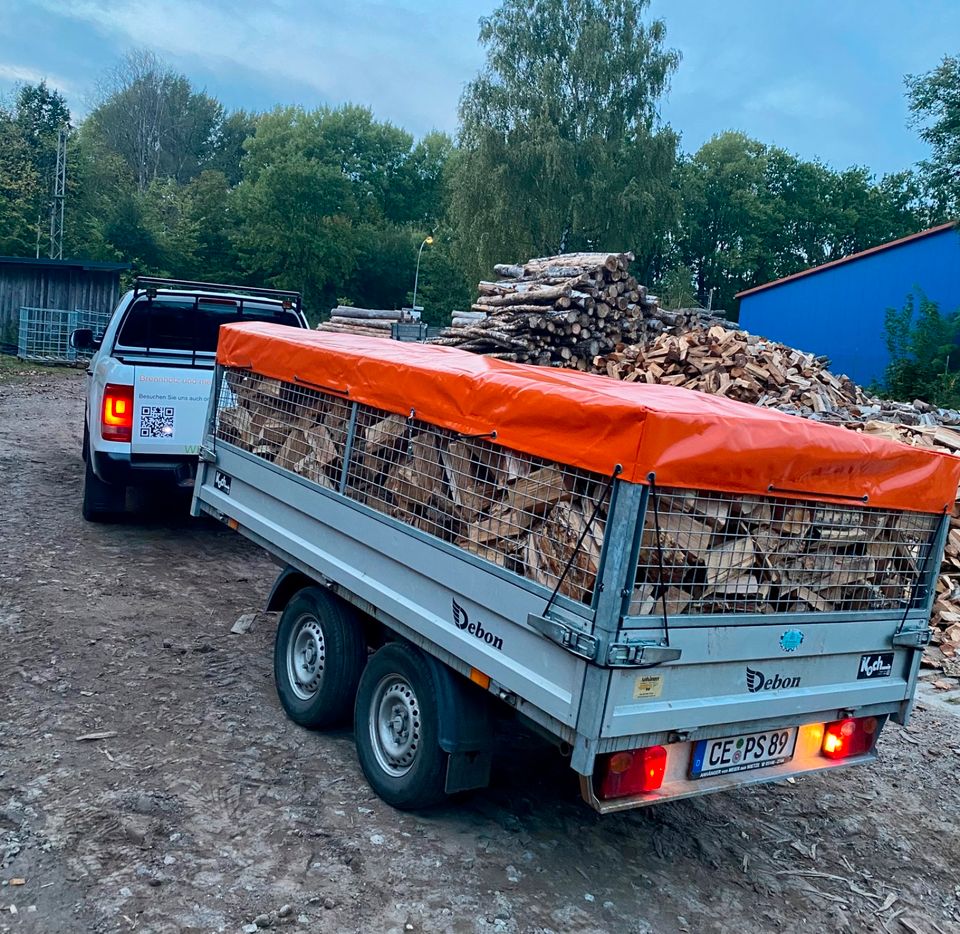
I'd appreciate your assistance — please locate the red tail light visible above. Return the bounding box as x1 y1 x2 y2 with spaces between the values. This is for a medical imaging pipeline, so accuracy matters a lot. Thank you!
822 716 878 760
599 745 667 798
101 384 134 442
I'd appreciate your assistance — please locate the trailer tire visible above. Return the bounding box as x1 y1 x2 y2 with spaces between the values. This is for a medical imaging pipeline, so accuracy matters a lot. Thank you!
354 642 447 810
81 455 125 522
274 587 367 730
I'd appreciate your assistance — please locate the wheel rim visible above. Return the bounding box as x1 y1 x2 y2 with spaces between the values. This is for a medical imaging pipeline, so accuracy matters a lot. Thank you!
286 614 326 700
369 674 422 777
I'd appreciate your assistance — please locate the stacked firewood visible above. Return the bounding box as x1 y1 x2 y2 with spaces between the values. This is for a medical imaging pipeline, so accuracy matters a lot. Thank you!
430 252 696 369
316 306 408 340
216 369 610 602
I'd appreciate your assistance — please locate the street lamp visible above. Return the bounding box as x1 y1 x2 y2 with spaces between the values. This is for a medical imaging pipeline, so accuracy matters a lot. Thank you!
411 235 433 318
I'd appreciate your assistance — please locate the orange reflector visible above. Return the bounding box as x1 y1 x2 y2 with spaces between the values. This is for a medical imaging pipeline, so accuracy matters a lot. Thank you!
226 517 239 531
101 383 134 442
469 668 491 689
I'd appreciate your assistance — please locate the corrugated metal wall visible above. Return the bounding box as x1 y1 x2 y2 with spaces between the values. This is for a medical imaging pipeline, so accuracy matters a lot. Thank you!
0 265 122 352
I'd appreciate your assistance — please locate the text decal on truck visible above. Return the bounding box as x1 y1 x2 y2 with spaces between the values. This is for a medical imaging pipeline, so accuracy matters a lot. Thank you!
452 599 504 651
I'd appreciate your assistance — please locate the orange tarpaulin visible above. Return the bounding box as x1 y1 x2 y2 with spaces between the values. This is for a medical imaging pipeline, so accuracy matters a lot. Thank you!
217 323 960 515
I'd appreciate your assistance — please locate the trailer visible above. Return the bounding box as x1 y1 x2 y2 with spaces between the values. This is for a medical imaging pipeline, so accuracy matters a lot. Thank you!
191 322 960 812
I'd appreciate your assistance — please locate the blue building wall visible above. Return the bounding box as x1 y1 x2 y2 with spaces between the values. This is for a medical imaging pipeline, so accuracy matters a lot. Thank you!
738 226 960 386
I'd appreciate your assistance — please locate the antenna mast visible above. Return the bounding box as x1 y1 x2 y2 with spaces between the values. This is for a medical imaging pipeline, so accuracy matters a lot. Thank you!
48 125 67 260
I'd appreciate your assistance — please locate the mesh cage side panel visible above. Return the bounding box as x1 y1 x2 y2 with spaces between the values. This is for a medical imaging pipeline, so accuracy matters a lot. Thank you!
631 487 940 616
214 368 610 604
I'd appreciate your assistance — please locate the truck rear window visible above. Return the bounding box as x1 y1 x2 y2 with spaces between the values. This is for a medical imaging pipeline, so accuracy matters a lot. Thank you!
116 298 301 353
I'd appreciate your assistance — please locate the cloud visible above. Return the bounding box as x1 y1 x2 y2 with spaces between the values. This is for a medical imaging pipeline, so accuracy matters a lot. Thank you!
0 61 75 95
31 0 488 134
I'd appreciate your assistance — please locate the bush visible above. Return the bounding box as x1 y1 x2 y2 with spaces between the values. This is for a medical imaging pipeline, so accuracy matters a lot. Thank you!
882 292 960 408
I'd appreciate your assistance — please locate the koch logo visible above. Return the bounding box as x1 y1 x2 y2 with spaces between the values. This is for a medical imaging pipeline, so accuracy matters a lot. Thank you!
858 652 894 680
452 598 504 651
214 471 231 495
746 666 801 693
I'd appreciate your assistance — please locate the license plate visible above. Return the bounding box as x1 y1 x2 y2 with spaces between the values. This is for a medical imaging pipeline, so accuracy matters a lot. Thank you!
690 727 798 779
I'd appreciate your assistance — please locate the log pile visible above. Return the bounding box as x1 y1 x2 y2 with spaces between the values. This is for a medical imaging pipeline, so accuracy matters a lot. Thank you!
216 369 610 602
430 252 701 369
316 306 408 340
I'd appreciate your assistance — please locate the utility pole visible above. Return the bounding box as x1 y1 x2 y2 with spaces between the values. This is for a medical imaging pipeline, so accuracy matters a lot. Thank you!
48 125 67 260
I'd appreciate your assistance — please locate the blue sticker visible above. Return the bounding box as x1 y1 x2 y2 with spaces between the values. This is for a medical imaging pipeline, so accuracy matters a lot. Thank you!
780 629 804 652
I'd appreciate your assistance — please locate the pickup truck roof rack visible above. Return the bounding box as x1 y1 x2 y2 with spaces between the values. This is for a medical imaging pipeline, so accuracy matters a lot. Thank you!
133 277 303 316
126 277 305 366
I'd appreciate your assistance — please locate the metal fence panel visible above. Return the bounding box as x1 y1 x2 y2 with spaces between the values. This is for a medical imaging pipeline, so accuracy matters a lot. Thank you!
16 307 111 363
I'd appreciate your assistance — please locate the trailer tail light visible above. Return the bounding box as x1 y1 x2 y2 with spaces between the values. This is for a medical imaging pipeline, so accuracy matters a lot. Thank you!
598 745 667 798
101 384 134 442
822 716 878 760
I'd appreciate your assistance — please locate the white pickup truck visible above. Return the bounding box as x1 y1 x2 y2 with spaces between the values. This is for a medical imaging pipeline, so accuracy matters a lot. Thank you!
74 277 308 521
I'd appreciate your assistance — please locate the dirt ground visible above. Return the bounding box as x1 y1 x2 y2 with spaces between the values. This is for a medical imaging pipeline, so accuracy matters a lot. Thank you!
1 367 959 934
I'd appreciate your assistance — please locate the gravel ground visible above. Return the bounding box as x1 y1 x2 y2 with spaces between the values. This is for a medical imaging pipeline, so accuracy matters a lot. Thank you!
1 368 959 934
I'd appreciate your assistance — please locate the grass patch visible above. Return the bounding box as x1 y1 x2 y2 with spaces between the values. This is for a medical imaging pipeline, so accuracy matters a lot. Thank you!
0 353 86 384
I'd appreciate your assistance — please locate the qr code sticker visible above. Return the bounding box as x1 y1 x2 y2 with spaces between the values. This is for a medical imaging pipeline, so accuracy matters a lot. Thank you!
140 405 175 439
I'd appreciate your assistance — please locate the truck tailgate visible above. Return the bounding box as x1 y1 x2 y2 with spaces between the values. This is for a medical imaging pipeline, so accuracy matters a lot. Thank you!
132 366 213 456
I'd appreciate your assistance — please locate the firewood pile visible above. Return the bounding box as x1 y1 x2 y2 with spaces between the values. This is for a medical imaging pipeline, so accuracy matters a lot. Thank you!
316 306 408 340
594 325 870 417
216 368 611 602
430 252 717 369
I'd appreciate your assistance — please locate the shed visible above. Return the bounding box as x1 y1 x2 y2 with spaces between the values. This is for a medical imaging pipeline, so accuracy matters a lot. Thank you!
0 256 130 353
736 222 960 386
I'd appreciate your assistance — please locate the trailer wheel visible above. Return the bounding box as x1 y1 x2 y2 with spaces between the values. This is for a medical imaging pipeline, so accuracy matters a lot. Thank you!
354 642 447 810
81 455 125 522
274 587 366 729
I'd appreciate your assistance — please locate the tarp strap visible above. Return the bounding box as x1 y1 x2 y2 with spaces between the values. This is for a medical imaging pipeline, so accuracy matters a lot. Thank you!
542 464 621 617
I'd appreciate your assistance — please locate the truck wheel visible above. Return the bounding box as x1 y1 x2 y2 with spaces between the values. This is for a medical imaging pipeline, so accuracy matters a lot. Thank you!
81 456 125 522
354 642 447 810
274 587 367 729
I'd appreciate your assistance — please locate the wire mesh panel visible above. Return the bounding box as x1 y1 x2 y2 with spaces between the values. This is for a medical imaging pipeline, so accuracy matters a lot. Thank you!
213 367 611 604
16 307 110 362
630 487 942 616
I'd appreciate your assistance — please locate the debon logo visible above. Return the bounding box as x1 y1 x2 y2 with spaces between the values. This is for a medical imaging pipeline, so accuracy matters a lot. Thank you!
451 598 504 651
745 666 801 693
746 667 765 693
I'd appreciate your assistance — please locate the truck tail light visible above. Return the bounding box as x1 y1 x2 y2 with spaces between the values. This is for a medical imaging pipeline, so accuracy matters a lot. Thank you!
598 745 667 798
822 716 878 760
102 383 134 442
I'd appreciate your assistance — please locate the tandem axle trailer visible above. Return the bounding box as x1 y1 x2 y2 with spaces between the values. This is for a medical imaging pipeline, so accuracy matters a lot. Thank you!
191 323 959 812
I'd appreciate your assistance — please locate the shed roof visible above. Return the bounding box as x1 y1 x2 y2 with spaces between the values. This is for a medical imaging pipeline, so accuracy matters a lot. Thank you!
735 221 958 300
0 255 130 272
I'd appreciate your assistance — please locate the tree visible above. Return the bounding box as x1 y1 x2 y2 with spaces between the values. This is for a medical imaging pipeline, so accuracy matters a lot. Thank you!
88 50 223 192
882 293 960 407
0 81 71 256
449 0 680 284
906 54 960 218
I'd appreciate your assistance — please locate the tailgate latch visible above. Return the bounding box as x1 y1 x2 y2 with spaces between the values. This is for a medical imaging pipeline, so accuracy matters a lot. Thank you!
198 445 217 464
606 642 682 667
526 614 598 661
891 628 932 649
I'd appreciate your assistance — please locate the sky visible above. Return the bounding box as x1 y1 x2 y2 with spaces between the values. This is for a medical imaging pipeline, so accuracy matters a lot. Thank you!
0 0 957 176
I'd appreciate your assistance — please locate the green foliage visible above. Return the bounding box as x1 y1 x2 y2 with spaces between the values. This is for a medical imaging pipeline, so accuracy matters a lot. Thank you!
656 264 698 310
906 54 960 218
674 132 928 312
450 0 679 284
882 293 960 407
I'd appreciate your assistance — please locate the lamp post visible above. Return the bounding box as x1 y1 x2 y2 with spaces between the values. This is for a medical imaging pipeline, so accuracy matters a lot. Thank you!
411 235 433 318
